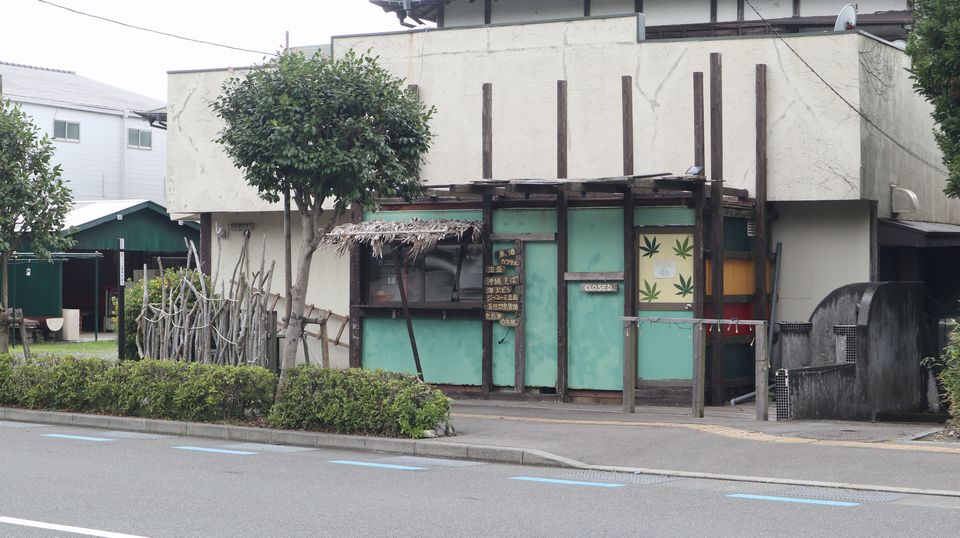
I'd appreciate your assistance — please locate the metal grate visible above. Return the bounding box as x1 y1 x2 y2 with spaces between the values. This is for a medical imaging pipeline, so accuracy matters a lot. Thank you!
553 470 677 485
833 325 858 363
775 369 791 421
770 486 906 504
778 322 812 334
375 456 485 468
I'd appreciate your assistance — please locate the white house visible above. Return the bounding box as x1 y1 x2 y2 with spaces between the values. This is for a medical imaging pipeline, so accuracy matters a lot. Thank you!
0 61 167 204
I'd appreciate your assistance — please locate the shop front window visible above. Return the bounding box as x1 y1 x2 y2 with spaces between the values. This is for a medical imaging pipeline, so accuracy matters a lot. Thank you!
366 243 483 305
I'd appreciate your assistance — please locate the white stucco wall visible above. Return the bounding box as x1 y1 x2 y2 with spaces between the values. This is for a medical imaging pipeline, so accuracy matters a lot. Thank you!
771 200 872 322
166 68 277 215
857 34 959 225
18 102 166 203
209 211 351 367
333 17 862 201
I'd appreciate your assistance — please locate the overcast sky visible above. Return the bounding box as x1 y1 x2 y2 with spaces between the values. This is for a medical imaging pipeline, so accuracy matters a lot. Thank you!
2 0 407 101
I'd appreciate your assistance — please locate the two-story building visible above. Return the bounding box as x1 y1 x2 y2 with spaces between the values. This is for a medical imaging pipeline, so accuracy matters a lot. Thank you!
166 0 956 405
0 61 167 203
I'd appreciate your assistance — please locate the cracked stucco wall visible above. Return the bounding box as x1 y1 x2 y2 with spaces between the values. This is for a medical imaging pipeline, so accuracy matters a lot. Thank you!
858 34 958 224
166 17 866 215
334 16 862 202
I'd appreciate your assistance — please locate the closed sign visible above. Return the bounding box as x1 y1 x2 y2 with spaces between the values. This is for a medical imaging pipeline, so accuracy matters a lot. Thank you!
581 283 619 293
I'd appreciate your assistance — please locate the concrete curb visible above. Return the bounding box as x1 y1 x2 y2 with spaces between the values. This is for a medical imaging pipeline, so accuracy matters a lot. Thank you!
0 407 577 469
585 464 960 499
6 407 960 499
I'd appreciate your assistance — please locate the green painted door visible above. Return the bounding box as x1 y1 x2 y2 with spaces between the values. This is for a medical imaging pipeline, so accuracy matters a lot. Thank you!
635 207 698 383
491 209 557 388
567 208 624 390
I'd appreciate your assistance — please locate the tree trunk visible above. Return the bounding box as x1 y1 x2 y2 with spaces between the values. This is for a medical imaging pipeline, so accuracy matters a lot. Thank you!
0 253 9 354
280 210 319 383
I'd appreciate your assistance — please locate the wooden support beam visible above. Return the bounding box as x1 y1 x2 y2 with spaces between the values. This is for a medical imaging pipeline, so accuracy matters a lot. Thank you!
393 249 424 380
737 0 745 21
584 0 591 17
482 83 493 179
558 80 568 179
694 72 705 169
348 202 363 368
481 194 494 397
484 0 492 24
710 0 718 22
635 0 643 13
623 186 636 410
557 189 569 401
793 0 801 18
692 322 706 418
754 64 769 322
694 184 706 319
755 321 769 421
436 1 445 28
622 75 634 176
709 52 726 406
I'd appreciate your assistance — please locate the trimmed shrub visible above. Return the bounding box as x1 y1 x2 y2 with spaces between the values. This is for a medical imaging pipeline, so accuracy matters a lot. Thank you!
0 355 275 421
939 323 960 420
0 354 13 404
268 366 451 438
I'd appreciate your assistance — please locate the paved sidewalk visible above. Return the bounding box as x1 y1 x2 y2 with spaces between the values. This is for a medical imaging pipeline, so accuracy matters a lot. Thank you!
442 400 958 492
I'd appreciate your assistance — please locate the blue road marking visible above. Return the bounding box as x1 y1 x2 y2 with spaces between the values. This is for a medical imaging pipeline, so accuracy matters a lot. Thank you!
328 460 426 471
726 494 860 507
173 446 257 455
42 434 114 442
510 476 625 488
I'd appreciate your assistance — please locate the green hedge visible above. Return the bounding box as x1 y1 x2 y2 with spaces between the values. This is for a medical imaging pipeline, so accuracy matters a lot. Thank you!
939 324 960 419
268 366 452 438
0 355 275 421
0 356 452 438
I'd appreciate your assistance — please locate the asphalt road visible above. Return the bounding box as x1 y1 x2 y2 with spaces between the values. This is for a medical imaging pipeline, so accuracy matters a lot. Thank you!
1 420 957 537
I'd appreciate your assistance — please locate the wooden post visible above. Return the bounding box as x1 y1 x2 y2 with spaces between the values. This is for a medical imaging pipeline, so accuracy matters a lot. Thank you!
754 64 769 322
514 240 526 394
320 319 330 369
694 72 705 169
16 309 29 360
622 75 634 176
755 321 769 421
623 319 637 413
692 321 706 418
709 52 725 406
484 0 492 24
557 80 568 179
481 194 494 397
556 189 569 401
483 83 493 179
623 73 637 403
392 248 423 380
348 202 363 369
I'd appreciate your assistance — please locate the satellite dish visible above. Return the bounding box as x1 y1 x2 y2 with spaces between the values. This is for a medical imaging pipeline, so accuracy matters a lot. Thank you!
834 4 857 32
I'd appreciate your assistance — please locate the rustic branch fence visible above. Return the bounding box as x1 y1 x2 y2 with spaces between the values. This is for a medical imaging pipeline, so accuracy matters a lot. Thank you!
136 234 275 367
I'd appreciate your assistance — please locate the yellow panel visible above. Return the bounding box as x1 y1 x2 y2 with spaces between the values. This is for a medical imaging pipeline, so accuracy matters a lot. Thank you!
705 259 775 296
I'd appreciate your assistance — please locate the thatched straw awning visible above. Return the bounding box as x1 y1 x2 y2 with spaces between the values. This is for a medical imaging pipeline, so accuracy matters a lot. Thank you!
322 218 482 259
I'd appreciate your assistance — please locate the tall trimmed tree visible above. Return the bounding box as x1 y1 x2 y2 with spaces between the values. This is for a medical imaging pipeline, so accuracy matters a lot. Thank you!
907 0 960 196
0 99 74 353
213 50 433 379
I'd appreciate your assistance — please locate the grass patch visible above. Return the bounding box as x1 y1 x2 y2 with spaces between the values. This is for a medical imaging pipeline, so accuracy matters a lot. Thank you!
10 339 117 356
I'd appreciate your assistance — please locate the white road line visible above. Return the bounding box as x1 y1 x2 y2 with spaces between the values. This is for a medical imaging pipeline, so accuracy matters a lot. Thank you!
0 516 148 538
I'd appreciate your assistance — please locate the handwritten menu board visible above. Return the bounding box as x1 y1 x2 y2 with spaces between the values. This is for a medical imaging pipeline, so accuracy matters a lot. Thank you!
484 245 522 328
